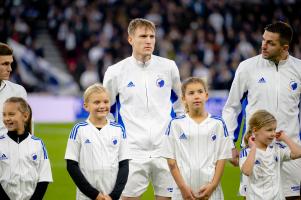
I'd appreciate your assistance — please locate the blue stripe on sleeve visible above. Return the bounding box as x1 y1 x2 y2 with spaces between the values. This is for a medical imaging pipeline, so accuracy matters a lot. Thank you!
210 116 229 137
234 91 248 144
69 122 88 140
170 90 178 118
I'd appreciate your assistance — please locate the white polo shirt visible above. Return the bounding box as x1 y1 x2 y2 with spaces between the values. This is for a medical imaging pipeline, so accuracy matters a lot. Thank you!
0 80 27 134
103 55 184 159
65 120 129 200
0 133 52 200
239 143 291 200
162 114 232 198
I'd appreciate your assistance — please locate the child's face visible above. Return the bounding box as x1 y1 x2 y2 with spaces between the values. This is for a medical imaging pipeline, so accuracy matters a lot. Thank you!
182 82 208 112
3 102 28 134
254 122 277 147
84 92 110 120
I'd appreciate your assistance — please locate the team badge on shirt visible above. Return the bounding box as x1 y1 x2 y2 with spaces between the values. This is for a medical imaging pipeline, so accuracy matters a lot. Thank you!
32 153 38 161
112 137 118 145
156 78 165 88
290 80 298 91
211 133 217 141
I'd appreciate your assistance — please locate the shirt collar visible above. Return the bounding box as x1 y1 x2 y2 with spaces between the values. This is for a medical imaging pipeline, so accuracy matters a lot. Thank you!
130 55 152 67
0 80 6 91
7 131 29 144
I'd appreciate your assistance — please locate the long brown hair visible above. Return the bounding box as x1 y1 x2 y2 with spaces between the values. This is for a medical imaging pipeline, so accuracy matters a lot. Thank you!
5 97 32 133
244 110 276 147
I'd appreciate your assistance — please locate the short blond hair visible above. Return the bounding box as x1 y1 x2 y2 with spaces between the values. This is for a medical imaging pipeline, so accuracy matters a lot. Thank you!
128 18 156 36
83 83 108 103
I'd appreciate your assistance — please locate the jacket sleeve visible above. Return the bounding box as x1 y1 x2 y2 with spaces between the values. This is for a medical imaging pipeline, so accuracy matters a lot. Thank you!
170 62 184 117
103 66 119 121
222 62 248 146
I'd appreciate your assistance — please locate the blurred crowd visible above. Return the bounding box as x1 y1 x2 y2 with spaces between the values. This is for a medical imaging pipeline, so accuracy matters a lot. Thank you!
1 0 301 92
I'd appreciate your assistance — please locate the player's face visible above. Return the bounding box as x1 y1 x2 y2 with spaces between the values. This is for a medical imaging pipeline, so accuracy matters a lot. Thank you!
182 82 208 113
0 55 13 81
128 26 155 60
254 122 276 147
84 92 110 120
3 102 28 134
261 31 287 63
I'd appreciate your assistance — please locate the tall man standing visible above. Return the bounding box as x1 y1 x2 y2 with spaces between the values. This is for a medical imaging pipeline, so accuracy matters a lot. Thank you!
103 18 184 200
223 21 301 200
0 42 27 135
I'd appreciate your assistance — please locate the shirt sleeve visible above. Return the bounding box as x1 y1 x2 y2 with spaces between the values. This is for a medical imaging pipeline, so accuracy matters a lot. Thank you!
109 160 129 200
239 148 249 169
65 125 81 162
222 63 249 145
38 140 53 182
66 160 99 199
216 119 233 160
170 62 185 117
277 143 291 162
103 66 119 121
118 128 130 162
161 120 176 159
30 182 49 200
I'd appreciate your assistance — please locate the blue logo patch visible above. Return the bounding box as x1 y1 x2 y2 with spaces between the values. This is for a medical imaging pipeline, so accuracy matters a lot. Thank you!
167 187 173 192
156 78 165 87
127 81 135 87
179 132 187 140
211 134 217 141
255 160 260 165
291 185 300 192
290 81 298 91
274 156 278 162
0 153 8 160
32 154 37 161
85 139 91 144
258 77 266 83
113 139 118 145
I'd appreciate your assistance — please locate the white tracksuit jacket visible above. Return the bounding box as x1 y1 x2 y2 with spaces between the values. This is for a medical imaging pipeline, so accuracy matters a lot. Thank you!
223 54 301 146
103 55 184 159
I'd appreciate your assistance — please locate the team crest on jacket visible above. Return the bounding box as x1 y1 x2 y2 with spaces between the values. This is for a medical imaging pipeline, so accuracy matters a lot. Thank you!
32 153 38 161
290 81 298 91
112 137 118 145
156 78 165 87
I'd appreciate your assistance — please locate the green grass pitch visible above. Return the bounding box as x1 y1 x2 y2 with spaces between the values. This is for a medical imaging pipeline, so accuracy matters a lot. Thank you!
36 123 243 200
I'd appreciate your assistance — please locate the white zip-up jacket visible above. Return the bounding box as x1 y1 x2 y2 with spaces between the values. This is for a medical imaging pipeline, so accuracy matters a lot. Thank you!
103 55 184 159
223 54 301 146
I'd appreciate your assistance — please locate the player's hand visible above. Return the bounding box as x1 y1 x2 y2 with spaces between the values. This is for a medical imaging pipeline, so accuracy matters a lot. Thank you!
229 148 239 166
197 183 215 200
95 193 106 200
180 185 196 200
275 130 288 141
103 194 112 200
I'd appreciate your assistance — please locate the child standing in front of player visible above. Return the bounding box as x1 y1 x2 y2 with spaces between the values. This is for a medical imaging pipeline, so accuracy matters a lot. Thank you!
239 110 301 200
0 97 52 200
65 83 129 200
162 77 232 200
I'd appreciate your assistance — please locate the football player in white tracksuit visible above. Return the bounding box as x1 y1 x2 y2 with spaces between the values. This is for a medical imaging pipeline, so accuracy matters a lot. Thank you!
162 77 232 200
65 83 129 200
103 18 184 199
0 42 27 135
223 22 301 198
0 97 52 200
